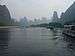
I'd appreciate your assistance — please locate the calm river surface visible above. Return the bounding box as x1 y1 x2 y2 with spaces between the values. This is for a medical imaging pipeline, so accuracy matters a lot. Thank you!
0 27 75 56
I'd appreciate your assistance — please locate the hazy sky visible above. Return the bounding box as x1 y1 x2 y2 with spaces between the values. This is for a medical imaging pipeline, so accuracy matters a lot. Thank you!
2 0 75 20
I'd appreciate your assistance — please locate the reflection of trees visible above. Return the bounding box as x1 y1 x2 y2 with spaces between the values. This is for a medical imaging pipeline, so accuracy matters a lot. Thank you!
0 28 10 56
63 35 75 51
67 38 75 50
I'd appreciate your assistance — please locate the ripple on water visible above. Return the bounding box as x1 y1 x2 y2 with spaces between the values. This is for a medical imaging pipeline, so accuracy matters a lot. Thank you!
0 28 75 56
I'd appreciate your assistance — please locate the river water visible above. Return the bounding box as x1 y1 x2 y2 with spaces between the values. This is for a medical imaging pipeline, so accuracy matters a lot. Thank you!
0 27 75 56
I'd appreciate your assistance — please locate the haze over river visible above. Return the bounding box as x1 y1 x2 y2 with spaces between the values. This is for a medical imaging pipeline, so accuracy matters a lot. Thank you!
0 27 75 56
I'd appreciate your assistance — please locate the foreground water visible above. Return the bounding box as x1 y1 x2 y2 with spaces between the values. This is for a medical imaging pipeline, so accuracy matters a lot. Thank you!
0 27 75 56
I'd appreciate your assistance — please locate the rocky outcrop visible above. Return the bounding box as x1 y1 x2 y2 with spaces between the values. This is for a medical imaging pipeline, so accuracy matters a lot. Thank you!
61 2 75 25
52 11 59 22
0 5 11 25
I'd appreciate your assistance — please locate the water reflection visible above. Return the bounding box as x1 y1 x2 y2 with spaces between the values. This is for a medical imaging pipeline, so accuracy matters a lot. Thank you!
64 36 75 48
51 29 62 40
63 35 75 56
0 28 75 56
0 28 10 56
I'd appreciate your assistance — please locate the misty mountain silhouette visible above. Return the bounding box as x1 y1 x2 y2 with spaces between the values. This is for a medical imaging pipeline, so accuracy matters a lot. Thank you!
61 2 75 25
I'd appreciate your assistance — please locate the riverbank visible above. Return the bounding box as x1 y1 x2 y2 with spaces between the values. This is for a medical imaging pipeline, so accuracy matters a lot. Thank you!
0 26 19 28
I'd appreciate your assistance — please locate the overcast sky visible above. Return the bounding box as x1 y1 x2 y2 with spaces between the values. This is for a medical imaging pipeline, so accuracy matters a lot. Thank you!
1 0 75 20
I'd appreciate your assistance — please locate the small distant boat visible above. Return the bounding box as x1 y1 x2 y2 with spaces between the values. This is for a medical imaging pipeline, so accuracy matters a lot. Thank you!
62 25 75 37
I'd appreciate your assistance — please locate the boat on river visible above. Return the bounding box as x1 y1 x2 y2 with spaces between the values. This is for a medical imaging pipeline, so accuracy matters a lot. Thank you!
62 25 75 37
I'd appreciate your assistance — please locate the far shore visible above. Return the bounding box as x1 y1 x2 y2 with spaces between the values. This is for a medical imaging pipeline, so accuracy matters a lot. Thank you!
0 26 19 28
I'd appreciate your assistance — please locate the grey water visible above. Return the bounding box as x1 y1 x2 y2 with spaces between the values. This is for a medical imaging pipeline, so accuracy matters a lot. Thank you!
0 27 75 56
